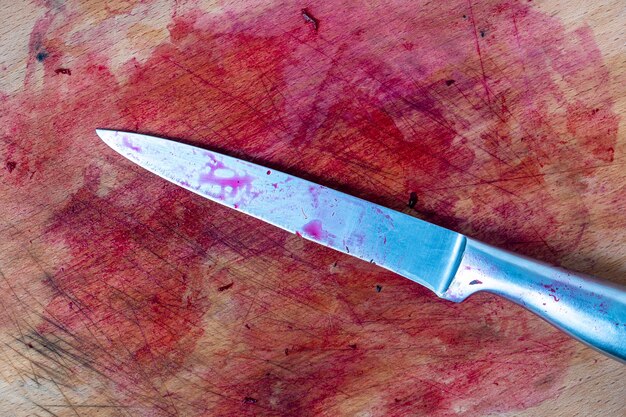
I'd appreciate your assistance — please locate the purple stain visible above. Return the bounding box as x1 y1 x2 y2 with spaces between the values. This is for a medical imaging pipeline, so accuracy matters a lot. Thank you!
374 207 394 223
542 284 557 293
121 136 142 152
272 183 278 189
353 233 365 245
549 294 560 302
469 279 482 285
309 186 321 207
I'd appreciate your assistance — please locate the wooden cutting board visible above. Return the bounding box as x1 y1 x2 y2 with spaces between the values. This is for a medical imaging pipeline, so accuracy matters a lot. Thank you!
1 1 624 416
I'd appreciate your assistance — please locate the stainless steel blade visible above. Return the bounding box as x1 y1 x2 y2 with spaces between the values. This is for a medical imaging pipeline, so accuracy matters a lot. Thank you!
96 129 466 296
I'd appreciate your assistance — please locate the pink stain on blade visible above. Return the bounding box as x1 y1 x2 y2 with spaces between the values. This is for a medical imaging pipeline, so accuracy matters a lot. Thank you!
302 220 326 240
199 172 254 199
197 157 255 200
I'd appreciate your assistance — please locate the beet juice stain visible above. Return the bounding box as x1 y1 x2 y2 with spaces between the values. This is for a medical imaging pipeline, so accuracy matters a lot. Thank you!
1 1 619 416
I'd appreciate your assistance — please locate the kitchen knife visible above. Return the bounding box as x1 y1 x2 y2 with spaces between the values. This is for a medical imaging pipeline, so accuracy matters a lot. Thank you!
96 129 626 362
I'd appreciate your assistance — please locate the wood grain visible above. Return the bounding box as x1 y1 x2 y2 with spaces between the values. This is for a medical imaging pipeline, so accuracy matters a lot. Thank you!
1 1 624 416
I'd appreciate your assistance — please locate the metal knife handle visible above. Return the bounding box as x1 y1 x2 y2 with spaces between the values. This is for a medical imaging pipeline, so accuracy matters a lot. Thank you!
442 239 626 362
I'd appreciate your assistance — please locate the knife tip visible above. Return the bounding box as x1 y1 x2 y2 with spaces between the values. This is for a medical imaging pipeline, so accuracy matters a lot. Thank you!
96 129 124 152
95 127 114 136
95 128 117 141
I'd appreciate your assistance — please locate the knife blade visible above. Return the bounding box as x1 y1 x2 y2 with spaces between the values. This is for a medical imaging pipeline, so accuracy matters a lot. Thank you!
96 129 626 362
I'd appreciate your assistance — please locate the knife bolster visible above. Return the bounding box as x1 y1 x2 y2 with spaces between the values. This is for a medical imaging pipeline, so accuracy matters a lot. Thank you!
441 238 626 362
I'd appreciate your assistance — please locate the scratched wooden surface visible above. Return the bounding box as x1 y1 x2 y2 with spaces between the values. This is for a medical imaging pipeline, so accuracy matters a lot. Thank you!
1 1 625 416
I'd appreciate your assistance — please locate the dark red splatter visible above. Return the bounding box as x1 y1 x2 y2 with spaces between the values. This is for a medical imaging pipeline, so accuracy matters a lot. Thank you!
54 67 72 75
218 282 234 292
5 161 16 172
0 1 620 416
301 8 319 31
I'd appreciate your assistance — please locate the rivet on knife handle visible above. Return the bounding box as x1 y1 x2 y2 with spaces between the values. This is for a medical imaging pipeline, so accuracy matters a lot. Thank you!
443 239 626 362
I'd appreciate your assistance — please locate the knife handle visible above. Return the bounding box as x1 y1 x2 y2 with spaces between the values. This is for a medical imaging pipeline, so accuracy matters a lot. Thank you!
442 239 626 362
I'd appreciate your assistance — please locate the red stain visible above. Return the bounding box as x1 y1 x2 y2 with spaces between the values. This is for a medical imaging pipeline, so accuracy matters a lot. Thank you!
1 0 619 416
38 178 214 398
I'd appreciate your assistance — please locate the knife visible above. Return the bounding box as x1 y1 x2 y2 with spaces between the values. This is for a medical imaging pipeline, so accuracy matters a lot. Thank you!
96 129 626 362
